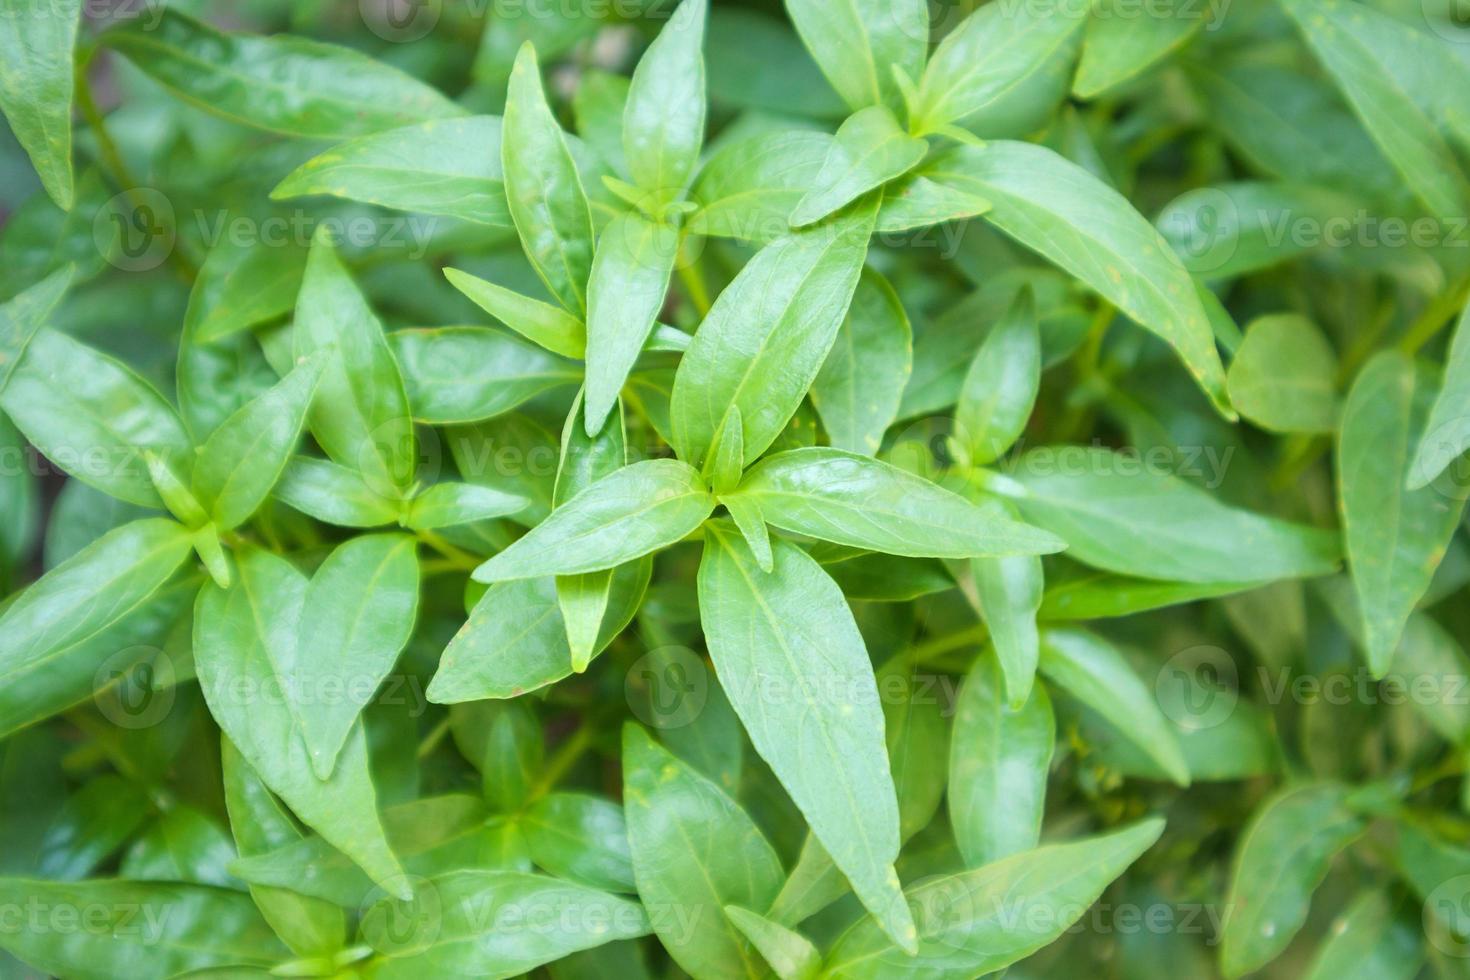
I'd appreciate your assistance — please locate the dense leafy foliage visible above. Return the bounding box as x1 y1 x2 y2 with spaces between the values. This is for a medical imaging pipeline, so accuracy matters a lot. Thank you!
4 0 1470 977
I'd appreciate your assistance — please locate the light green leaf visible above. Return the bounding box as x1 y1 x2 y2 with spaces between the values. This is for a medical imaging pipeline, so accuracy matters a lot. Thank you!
1339 351 1466 676
273 117 512 227
688 129 833 243
698 522 916 954
732 448 1064 557
1410 298 1470 488
471 459 713 582
0 263 72 394
555 391 626 671
273 455 400 528
453 701 542 812
670 196 877 468
1040 628 1190 786
1073 0 1204 99
186 237 305 345
389 326 579 424
1 327 191 508
503 42 596 315
100 8 463 139
955 287 1040 464
622 723 785 979
1220 782 1366 978
1303 891 1422 980
724 906 820 980
949 654 1054 867
0 0 80 208
402 482 528 531
783 0 926 114
1227 314 1338 434
790 106 927 227
622 0 707 202
522 792 634 893
810 268 911 455
443 267 587 359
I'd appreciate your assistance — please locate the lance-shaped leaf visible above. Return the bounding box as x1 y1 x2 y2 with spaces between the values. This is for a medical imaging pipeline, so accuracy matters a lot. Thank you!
584 211 678 434
0 264 72 394
731 448 1064 557
725 907 820 980
1220 782 1366 978
823 818 1165 978
1410 298 1470 488
622 0 707 201
293 228 415 496
994 446 1340 584
185 237 306 345
1226 314 1338 435
0 518 193 739
1040 628 1189 786
194 548 407 895
810 268 911 455
783 0 926 114
1281 0 1470 215
688 129 833 242
1303 891 1422 980
503 42 595 315
790 106 927 227
389 326 580 424
1339 352 1466 676
273 455 401 528
294 534 419 779
0 878 287 979
964 495 1044 708
522 792 634 893
943 141 1231 415
698 522 917 953
555 392 627 671
1073 0 1204 99
192 353 327 531
221 737 345 958
910 1 1087 136
118 806 234 889
956 288 1040 465
949 654 1054 868
670 196 877 468
100 8 462 138
622 724 785 979
0 0 79 209
401 482 528 531
471 459 712 582
273 116 512 227
427 559 652 702
361 870 650 977
443 267 587 359
1 328 192 508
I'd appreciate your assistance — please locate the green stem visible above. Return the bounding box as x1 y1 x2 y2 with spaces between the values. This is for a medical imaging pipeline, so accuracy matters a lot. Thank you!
414 529 480 571
526 723 594 803
676 234 712 318
1398 276 1470 358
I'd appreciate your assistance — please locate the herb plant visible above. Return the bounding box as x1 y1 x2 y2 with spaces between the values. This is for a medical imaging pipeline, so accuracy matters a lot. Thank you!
2 0 1470 976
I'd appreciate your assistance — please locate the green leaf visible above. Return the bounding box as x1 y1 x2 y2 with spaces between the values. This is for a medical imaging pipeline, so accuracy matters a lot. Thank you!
1226 314 1338 434
361 869 649 977
444 266 588 359
823 818 1165 977
186 238 305 345
911 2 1087 136
732 448 1064 557
783 0 926 114
503 42 596 315
724 906 820 980
1073 0 1204 99
698 522 917 954
146 450 208 528
966 497 1044 707
522 792 634 893
0 878 287 979
0 517 193 739
1 328 191 508
1339 352 1466 676
575 68 630 175
471 459 712 582
952 141 1231 415
100 7 463 139
622 724 785 979
452 701 542 812
294 534 419 779
272 117 513 228
1220 782 1366 978
402 482 528 531
709 405 745 495
790 106 927 227
583 211 679 433
688 129 833 243
0 414 39 586
292 228 415 496
955 287 1040 464
1410 298 1470 488
0 0 79 208
994 446 1341 583
194 547 407 896
1281 0 1470 215
0 263 72 394
389 326 580 424
1303 891 1422 980
810 268 911 455
670 196 877 468
192 353 326 531
273 455 400 528
622 0 707 202
121 805 239 889
221 737 345 958
427 559 651 702
949 652 1053 867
